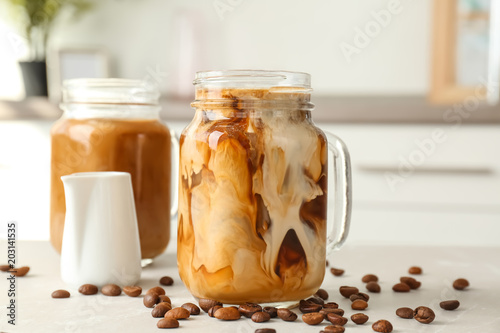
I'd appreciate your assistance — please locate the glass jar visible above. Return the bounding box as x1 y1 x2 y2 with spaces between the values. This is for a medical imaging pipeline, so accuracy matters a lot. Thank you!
177 70 352 304
50 78 174 260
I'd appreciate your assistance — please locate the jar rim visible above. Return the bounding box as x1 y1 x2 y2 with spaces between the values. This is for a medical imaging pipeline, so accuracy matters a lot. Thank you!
62 78 160 105
193 70 311 90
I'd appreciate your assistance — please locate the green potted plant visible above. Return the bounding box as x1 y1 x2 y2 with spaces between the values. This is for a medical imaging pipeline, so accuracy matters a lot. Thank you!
6 0 92 97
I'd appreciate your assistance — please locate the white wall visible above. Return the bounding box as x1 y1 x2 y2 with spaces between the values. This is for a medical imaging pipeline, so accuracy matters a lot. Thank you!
1 0 432 99
0 21 25 100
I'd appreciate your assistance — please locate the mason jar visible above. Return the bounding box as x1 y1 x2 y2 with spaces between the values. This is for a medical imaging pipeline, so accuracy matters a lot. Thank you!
177 70 352 304
50 78 175 261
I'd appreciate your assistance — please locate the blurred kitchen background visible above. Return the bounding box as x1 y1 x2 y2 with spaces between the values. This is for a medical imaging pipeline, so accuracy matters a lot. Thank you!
0 0 499 246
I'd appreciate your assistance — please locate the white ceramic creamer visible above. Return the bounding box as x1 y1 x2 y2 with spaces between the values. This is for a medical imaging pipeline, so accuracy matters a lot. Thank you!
60 172 141 287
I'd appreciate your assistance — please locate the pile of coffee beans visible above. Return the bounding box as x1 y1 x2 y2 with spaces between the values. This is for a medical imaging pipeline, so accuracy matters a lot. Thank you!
46 265 471 332
194 286 367 331
319 265 468 332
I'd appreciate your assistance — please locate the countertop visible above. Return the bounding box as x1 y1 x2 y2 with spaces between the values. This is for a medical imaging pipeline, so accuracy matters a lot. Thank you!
0 241 499 333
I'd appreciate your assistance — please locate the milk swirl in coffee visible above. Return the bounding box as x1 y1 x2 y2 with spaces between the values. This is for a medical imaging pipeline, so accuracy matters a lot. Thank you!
177 86 328 303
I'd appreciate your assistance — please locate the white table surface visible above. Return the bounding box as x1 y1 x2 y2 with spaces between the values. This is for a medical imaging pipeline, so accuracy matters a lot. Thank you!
0 241 499 333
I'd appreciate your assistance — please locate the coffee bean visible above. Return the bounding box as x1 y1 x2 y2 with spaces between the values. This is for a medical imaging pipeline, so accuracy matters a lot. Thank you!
181 302 200 315
208 305 223 317
400 276 421 289
350 292 370 302
277 308 297 321
251 311 271 323
199 298 223 312
323 302 339 309
101 284 121 296
262 306 277 318
330 267 345 276
414 306 435 324
78 284 98 295
123 285 142 297
362 274 378 283
51 290 70 298
323 325 345 333
239 302 262 318
307 296 325 305
160 300 173 308
326 260 329 267
315 288 329 300
409 266 422 275
392 283 410 292
302 312 324 325
326 313 348 326
372 319 393 332
214 306 241 321
453 278 469 290
255 329 276 333
165 307 191 320
144 293 160 308
339 286 359 298
320 308 344 316
351 299 368 310
366 282 381 293
157 318 179 328
330 308 344 316
159 276 174 286
0 264 10 272
159 295 171 304
147 286 165 296
396 307 413 319
351 313 369 325
152 303 172 318
299 299 322 313
440 300 460 310
9 266 29 277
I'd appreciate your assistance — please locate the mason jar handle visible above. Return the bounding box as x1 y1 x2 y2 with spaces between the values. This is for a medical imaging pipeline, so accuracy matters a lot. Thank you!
325 132 352 254
170 130 179 217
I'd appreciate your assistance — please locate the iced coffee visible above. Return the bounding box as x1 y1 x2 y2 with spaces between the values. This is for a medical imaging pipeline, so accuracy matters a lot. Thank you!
177 84 328 304
51 118 172 259
50 78 173 260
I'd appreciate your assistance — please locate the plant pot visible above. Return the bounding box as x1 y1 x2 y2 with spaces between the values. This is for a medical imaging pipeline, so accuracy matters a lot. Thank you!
19 61 48 97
